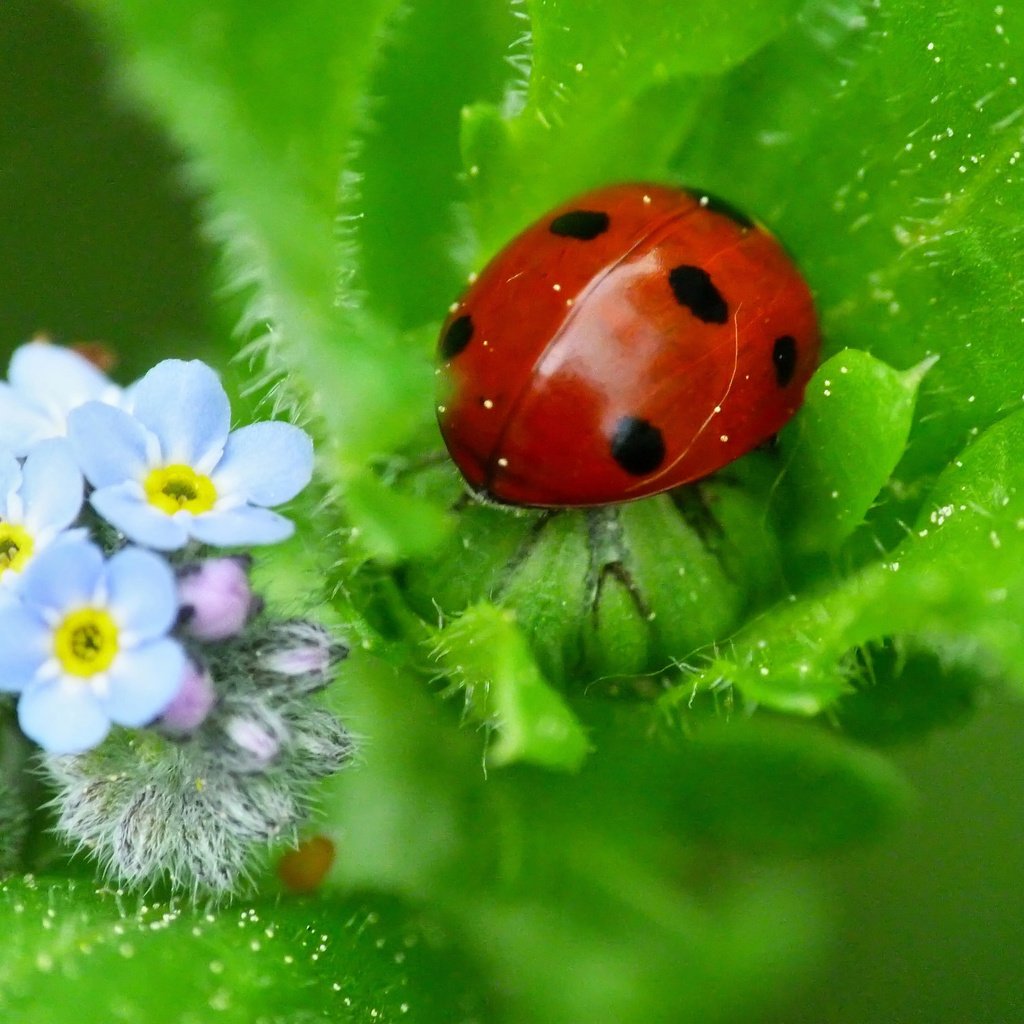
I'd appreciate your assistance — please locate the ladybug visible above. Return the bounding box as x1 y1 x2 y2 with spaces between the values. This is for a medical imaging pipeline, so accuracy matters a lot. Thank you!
437 183 820 507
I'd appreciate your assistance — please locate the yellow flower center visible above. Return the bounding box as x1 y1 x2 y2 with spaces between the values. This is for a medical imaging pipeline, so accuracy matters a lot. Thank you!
53 608 119 677
0 523 34 576
144 464 217 515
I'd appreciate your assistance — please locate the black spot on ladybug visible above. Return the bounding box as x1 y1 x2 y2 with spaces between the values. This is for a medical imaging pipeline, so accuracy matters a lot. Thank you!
773 335 798 387
684 188 755 230
610 416 665 476
668 265 728 325
441 315 474 360
549 209 610 240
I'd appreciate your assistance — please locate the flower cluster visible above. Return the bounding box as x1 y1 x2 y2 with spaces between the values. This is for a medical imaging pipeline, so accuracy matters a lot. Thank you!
0 340 351 893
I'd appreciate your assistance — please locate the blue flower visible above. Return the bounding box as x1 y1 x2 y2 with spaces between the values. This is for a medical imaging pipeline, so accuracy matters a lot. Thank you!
67 359 313 551
0 536 185 754
0 439 84 591
0 341 125 456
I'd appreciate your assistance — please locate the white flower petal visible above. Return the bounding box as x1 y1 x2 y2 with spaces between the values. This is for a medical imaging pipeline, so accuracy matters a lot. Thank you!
0 451 22 520
67 402 152 489
212 421 314 506
19 535 105 616
105 546 179 640
0 604 50 691
18 679 111 754
104 638 186 727
9 341 115 413
19 438 84 533
189 505 295 547
0 381 54 456
131 360 230 468
90 483 191 550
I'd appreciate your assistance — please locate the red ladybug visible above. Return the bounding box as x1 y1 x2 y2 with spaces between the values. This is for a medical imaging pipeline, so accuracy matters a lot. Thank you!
437 183 820 507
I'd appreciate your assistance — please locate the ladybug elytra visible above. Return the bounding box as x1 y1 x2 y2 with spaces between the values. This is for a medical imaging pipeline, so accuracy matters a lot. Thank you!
437 183 820 507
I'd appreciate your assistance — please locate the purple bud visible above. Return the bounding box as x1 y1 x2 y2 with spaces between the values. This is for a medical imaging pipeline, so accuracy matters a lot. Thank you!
178 557 256 641
259 620 348 693
224 714 283 768
159 661 216 734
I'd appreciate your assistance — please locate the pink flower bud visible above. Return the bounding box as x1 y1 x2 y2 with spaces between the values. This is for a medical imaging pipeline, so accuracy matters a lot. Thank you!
178 557 256 641
225 714 283 768
159 661 215 734
260 620 347 692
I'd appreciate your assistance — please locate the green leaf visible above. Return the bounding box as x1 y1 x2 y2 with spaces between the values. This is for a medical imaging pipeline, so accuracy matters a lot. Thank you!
320 660 829 1024
773 349 935 555
835 641 980 746
664 407 1024 714
673 0 1024 481
435 604 590 771
77 0 444 514
464 0 803 255
668 720 913 853
351 0 516 328
344 469 453 565
0 877 485 1024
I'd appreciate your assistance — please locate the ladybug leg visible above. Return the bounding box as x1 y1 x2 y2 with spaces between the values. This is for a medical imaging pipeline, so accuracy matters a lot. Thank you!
495 509 559 589
452 489 479 512
667 484 740 584
583 507 651 622
667 485 725 548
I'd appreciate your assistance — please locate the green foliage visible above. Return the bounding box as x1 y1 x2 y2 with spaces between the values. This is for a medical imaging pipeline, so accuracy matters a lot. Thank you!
320 659 911 1023
673 0 1024 481
433 603 590 770
0 877 486 1023
18 0 1024 1020
464 0 804 254
773 349 934 556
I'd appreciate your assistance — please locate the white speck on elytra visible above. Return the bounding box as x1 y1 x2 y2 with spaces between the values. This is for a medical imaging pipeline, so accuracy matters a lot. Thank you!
497 457 509 467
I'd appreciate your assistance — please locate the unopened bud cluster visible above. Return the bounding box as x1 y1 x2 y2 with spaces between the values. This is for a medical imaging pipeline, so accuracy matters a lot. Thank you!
0 342 353 894
46 590 352 894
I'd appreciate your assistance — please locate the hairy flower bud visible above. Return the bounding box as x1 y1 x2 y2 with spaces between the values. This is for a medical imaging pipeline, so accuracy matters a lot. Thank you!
257 620 348 692
159 660 216 734
223 705 288 770
178 557 257 641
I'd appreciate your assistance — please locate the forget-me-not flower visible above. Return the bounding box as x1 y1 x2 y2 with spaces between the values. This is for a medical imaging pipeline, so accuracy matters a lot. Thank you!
0 439 84 590
68 359 313 551
0 341 125 456
0 536 185 754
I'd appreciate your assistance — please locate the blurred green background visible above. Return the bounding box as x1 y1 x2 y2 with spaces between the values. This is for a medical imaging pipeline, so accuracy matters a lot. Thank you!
1 1 1022 1020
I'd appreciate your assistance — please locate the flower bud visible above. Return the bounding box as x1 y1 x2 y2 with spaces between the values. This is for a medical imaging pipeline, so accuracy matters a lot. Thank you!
159 660 216 734
223 708 287 770
178 557 257 641
258 620 348 692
